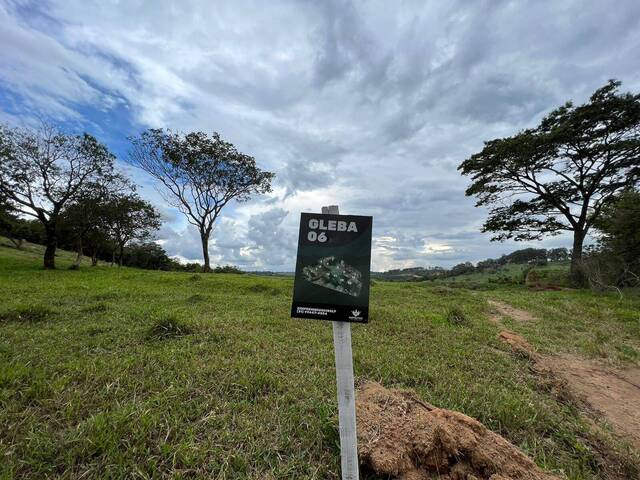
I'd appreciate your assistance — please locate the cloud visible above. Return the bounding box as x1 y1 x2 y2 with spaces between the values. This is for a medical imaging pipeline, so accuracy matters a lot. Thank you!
2 0 640 270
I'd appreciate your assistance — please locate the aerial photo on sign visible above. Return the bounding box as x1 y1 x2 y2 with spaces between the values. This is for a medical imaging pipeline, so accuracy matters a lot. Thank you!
291 213 373 323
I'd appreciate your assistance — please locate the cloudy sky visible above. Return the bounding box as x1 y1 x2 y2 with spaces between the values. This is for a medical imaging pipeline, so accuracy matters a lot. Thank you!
2 0 640 271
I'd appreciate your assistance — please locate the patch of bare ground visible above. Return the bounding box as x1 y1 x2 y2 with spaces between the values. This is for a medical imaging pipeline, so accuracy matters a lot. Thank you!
489 301 640 477
488 300 538 323
357 381 560 480
494 322 640 451
551 356 640 450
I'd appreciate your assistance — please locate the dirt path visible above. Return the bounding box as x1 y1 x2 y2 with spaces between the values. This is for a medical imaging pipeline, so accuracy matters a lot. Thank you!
488 299 538 323
489 299 640 450
551 356 640 450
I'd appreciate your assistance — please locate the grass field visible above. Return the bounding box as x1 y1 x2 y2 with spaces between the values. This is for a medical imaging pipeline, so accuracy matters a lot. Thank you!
1 243 639 479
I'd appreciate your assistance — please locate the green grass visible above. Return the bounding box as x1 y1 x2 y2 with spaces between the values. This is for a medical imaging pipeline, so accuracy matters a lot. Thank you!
0 244 639 479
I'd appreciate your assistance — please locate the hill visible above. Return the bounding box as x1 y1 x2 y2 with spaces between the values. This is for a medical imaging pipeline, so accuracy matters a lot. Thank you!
1 244 639 479
432 262 572 288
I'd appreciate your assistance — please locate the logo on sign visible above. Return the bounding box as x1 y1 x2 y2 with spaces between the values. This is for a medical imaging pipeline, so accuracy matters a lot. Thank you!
349 309 362 321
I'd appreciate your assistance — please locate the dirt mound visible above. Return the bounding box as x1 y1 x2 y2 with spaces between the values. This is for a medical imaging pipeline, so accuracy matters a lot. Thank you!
489 300 538 323
498 330 539 360
356 381 560 480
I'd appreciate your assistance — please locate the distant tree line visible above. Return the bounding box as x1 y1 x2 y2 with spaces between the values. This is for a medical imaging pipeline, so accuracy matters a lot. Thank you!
379 247 572 281
0 122 273 271
428 247 570 281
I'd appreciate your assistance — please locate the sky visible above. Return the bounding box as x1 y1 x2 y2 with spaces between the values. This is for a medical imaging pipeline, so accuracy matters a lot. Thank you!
2 0 640 271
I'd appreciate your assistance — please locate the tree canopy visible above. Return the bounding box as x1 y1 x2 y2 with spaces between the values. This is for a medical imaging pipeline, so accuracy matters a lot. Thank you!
0 123 116 268
459 80 640 284
128 129 274 272
594 189 640 275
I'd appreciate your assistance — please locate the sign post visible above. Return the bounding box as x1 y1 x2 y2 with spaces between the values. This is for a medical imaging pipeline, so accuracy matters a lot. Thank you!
291 205 373 480
325 205 358 480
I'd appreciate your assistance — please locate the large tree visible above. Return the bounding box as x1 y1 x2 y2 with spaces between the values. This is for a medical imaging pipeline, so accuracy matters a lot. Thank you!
0 123 115 268
128 129 274 272
459 80 640 284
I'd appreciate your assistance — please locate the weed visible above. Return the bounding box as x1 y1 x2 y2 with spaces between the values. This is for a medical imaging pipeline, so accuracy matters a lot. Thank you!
146 316 193 340
429 285 455 295
0 305 55 323
446 306 468 326
185 294 208 304
92 292 120 301
246 284 282 296
81 302 109 313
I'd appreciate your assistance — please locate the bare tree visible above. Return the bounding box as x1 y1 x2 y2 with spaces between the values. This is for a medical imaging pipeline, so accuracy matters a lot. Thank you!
0 122 115 268
128 129 274 272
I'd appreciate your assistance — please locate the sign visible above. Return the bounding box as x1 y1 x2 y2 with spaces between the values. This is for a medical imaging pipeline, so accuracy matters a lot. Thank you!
291 212 372 323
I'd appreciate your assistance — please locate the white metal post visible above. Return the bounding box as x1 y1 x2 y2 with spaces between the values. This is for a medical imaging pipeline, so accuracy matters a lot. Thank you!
322 205 359 480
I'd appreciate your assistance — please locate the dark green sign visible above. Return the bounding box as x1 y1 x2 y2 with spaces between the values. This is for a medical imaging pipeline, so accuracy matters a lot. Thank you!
291 213 373 323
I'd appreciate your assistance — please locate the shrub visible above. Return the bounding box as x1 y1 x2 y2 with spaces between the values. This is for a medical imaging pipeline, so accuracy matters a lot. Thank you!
214 265 244 274
525 268 540 287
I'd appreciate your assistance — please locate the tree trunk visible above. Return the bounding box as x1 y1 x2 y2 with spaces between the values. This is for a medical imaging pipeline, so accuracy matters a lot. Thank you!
117 243 124 267
71 238 83 269
570 229 586 286
43 224 57 269
9 237 23 250
91 248 99 267
200 230 211 272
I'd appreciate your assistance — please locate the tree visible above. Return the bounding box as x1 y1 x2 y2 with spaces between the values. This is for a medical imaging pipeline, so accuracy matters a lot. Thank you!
548 247 570 262
594 189 640 278
0 123 115 268
128 129 275 272
102 193 161 266
449 262 475 277
121 242 172 270
504 248 548 265
476 258 500 272
459 80 640 285
61 175 132 268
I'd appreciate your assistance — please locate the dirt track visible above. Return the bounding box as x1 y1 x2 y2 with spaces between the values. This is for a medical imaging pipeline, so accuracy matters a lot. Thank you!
488 300 640 450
